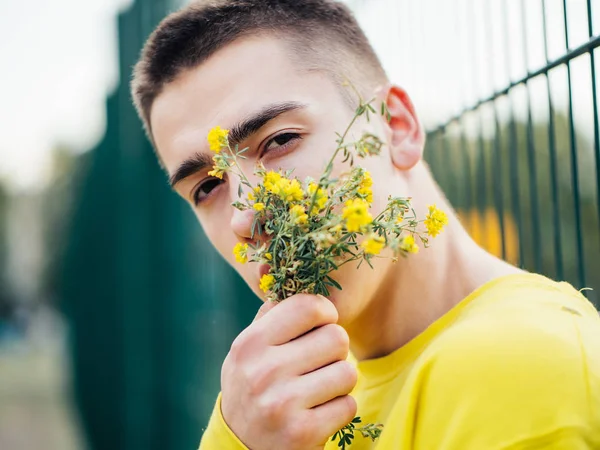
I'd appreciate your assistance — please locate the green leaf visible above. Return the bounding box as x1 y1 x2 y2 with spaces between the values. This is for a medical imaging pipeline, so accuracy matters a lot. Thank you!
325 275 342 290
251 220 257 239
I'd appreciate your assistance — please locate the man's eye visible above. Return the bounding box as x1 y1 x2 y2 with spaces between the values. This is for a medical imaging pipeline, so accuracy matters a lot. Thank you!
263 132 301 154
193 177 224 205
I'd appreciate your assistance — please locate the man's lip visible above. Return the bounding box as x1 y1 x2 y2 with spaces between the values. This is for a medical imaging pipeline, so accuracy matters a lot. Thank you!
258 263 270 278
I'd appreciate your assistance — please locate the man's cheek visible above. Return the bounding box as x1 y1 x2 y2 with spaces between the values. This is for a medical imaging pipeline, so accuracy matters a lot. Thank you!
196 216 231 260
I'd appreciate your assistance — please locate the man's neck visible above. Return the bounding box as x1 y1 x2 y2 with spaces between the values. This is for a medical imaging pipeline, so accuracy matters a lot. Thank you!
346 165 524 361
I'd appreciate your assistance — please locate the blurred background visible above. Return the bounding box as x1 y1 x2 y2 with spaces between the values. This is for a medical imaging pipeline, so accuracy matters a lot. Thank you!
0 0 598 449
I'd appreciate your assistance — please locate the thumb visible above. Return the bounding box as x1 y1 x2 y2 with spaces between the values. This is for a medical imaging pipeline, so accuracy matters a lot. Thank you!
252 299 278 323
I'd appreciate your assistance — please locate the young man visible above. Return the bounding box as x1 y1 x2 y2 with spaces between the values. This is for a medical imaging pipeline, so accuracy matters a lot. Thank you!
131 1 600 448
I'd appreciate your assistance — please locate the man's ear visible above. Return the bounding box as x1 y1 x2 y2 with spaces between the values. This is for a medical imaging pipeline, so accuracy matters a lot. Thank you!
380 85 425 171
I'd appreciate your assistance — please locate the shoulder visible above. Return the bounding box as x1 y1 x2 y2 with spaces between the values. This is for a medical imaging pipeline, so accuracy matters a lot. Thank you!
424 274 599 391
425 309 588 395
399 276 600 448
412 275 600 442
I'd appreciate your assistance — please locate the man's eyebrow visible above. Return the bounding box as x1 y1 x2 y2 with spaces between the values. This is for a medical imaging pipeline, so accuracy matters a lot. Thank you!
169 101 306 188
169 152 213 188
228 101 307 149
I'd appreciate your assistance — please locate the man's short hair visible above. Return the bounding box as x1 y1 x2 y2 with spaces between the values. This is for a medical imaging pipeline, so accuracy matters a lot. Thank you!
131 0 388 142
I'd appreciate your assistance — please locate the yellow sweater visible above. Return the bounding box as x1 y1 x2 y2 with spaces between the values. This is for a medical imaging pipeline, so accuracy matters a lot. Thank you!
200 274 600 449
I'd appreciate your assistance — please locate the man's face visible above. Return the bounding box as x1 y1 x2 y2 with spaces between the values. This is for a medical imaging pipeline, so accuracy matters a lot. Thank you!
151 36 409 326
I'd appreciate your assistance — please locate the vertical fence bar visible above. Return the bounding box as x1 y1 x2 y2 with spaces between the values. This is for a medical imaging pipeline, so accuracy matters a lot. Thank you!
453 0 472 220
502 0 526 267
466 0 489 243
492 106 507 260
438 128 454 202
485 0 507 260
585 0 600 249
519 0 543 273
562 0 587 288
476 112 487 214
541 0 564 279
459 118 474 216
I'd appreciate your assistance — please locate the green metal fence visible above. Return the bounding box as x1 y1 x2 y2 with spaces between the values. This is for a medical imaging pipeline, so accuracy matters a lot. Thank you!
61 1 600 449
422 0 600 308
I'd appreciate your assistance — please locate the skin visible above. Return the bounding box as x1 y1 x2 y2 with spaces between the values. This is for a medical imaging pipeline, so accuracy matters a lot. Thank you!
150 35 523 449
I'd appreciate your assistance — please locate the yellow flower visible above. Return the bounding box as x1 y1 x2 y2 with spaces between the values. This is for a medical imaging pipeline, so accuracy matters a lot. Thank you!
330 224 343 235
259 273 275 293
424 204 448 237
265 253 272 260
207 126 229 153
247 191 255 201
233 242 249 264
342 198 373 232
253 202 265 211
357 133 383 156
264 173 304 203
208 167 225 179
361 233 385 255
281 178 304 203
357 171 373 204
264 171 283 194
308 182 328 214
289 204 304 215
289 204 308 225
400 234 419 254
208 154 228 179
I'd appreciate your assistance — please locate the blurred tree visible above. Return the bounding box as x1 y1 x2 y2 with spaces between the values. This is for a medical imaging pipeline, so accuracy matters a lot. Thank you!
39 145 85 306
0 182 12 322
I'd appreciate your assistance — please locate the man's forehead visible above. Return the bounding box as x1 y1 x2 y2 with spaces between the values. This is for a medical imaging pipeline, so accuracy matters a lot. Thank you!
155 40 285 107
151 39 335 170
156 35 301 106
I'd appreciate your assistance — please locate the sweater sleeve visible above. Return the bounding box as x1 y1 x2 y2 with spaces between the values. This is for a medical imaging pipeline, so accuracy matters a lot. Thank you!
198 393 249 450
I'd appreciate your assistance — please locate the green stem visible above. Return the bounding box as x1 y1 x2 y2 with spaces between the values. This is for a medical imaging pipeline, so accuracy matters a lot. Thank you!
308 96 375 213
227 145 253 189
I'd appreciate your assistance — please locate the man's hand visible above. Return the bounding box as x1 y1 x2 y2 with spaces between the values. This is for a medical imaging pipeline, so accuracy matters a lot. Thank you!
220 294 358 450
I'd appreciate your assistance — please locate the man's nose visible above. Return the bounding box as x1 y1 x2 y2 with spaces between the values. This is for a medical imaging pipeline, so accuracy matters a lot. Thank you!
230 206 255 241
228 171 263 242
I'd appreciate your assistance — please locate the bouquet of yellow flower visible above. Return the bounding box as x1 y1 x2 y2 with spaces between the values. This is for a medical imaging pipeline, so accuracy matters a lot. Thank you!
207 95 447 448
